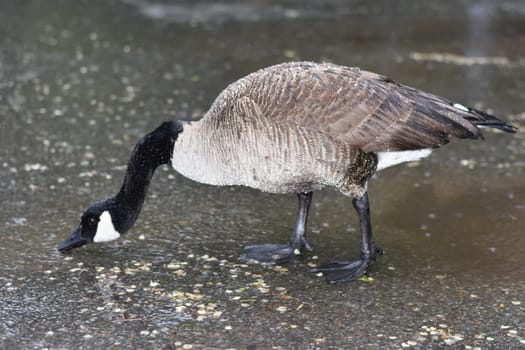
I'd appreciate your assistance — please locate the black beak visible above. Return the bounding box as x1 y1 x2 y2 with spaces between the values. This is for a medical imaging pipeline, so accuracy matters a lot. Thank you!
58 227 88 252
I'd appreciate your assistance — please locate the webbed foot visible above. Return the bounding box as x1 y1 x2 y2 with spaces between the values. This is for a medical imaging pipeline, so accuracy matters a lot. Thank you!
240 192 313 265
310 258 372 283
239 243 309 265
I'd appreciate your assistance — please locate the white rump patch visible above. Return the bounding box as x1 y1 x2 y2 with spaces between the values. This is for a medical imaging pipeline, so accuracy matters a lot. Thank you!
453 103 469 112
376 149 432 171
93 211 121 243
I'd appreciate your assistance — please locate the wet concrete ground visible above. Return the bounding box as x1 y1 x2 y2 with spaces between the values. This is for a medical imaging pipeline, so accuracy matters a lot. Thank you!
1 0 525 349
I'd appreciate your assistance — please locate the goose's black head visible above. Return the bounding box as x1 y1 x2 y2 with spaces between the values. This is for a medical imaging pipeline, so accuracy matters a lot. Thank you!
58 198 128 252
58 120 184 252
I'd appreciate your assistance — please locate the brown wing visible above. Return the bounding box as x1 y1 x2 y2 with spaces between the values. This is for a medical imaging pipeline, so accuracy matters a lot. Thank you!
230 62 514 152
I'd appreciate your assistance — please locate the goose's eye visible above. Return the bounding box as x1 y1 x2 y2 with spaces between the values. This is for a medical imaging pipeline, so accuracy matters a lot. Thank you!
87 217 98 226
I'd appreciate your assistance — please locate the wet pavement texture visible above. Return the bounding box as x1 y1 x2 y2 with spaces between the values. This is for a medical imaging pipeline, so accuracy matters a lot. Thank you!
1 0 525 349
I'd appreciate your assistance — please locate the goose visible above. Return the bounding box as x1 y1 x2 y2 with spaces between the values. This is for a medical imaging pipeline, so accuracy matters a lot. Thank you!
58 62 517 283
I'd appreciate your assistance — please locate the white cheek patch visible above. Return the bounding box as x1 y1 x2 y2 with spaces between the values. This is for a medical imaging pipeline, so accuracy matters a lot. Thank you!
376 149 432 171
93 210 121 243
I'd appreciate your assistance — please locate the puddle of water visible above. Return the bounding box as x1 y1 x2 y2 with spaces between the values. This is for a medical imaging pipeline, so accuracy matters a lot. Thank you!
1 0 524 348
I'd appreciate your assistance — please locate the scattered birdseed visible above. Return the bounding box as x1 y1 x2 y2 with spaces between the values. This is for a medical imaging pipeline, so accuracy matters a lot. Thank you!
511 300 521 305
274 266 289 273
172 269 187 276
276 306 287 313
357 275 374 283
166 262 182 269
175 306 186 313
443 334 463 345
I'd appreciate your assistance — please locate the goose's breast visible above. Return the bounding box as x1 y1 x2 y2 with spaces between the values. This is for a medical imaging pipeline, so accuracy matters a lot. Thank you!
172 119 357 194
232 124 353 193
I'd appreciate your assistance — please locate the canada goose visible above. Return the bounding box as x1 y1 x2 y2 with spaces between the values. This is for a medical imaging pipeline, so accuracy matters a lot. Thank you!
58 62 516 283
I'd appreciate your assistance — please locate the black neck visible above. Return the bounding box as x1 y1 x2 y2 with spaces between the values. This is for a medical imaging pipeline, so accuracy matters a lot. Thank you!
113 121 182 232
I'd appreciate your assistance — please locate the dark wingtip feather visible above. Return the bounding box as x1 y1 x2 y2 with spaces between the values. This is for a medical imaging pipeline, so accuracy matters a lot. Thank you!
474 120 517 133
457 105 518 134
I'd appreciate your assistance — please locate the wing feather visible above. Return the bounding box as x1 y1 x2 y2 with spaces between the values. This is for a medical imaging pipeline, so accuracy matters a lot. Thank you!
205 62 515 152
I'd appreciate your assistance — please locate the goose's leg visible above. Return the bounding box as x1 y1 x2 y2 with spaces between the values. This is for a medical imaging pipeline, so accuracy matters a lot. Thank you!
240 192 313 265
311 192 381 283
